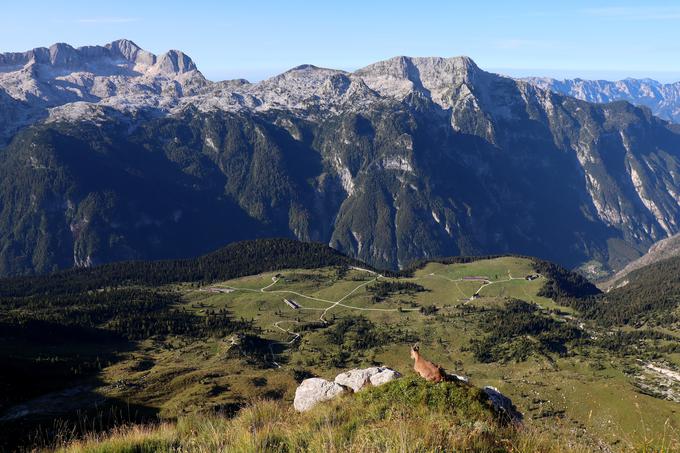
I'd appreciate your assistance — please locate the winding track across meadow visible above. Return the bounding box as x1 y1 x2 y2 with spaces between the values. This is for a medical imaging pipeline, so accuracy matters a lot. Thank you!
216 268 420 344
426 270 538 302
211 267 543 365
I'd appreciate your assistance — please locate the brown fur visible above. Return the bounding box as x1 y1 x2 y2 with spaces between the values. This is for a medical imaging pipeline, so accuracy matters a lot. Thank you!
410 343 445 382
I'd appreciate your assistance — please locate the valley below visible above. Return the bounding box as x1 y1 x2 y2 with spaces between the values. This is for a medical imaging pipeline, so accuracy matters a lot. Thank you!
4 40 680 278
1 240 678 451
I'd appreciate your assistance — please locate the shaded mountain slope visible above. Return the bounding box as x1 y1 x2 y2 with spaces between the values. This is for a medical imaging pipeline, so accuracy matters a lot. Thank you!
2 43 680 274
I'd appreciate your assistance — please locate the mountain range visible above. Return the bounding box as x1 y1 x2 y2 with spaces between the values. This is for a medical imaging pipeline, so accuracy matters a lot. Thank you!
2 39 680 276
524 76 680 124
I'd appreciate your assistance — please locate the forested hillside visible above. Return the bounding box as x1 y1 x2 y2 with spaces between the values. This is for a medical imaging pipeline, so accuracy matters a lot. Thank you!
3 46 680 276
0 238 363 297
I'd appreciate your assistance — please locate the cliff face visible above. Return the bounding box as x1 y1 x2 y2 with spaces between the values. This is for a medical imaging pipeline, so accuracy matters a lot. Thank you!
525 76 680 123
2 43 680 275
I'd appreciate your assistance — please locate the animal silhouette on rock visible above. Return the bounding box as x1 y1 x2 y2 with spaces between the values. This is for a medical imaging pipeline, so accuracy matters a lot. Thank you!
410 343 446 383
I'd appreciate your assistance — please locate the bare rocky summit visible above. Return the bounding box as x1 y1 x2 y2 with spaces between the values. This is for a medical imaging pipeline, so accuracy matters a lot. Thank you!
2 40 680 276
0 39 206 141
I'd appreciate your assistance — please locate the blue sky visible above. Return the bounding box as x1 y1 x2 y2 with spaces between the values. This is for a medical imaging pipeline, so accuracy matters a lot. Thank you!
2 1 680 82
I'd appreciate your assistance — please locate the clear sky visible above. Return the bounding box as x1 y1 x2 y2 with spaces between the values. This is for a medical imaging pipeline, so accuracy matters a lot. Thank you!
2 0 680 82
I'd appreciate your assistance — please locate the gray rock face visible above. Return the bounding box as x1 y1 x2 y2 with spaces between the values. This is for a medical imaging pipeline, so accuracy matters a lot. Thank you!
154 50 197 74
335 367 400 392
369 368 401 386
483 386 522 424
450 374 469 383
2 40 680 276
293 378 347 412
524 76 680 124
355 56 484 109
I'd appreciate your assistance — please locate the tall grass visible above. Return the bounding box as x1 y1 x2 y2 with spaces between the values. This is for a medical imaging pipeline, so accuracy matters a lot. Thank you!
58 423 176 453
56 378 676 453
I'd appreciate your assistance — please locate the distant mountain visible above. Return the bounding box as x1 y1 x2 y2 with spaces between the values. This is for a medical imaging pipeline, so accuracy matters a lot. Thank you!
2 40 680 276
0 39 206 143
524 77 680 123
601 232 680 290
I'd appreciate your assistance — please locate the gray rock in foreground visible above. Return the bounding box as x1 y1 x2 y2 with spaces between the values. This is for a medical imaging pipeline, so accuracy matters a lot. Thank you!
370 368 401 386
294 367 402 412
483 386 523 423
293 378 347 412
335 367 400 392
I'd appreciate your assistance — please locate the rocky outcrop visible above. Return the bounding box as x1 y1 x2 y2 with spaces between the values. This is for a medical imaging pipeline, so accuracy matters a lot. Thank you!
370 368 401 386
294 368 523 424
293 378 347 412
334 366 401 392
295 366 401 411
483 386 523 424
449 374 469 383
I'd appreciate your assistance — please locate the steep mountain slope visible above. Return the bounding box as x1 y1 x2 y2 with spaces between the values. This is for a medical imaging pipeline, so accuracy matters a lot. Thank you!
601 231 680 290
571 252 680 327
525 77 680 123
2 41 680 275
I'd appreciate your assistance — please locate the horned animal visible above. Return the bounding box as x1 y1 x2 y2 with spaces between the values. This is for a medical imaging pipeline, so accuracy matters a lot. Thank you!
410 343 445 382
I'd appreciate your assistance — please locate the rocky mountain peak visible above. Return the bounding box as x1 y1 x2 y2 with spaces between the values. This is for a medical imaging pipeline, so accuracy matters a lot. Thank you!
107 39 142 59
360 55 480 77
153 49 198 74
47 43 80 66
105 39 155 68
354 55 487 106
289 64 324 72
235 64 351 110
279 64 346 80
0 39 207 140
0 39 200 75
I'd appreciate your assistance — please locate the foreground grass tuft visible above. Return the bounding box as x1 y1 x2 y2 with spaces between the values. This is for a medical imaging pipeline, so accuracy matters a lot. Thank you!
58 423 177 453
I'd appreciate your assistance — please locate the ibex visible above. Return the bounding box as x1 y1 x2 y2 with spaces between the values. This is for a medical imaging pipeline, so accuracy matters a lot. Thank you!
410 343 445 382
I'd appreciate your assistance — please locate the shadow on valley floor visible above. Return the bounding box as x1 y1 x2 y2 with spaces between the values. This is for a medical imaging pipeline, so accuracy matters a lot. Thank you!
0 321 147 451
0 383 162 451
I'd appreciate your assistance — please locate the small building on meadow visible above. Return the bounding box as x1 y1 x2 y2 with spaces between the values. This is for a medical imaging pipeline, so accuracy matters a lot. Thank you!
284 298 300 309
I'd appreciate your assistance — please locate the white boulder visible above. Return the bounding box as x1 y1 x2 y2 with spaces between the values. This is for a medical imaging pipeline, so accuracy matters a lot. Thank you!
451 374 469 383
370 368 401 386
335 366 401 392
293 367 403 412
335 367 381 392
293 378 346 412
483 386 522 423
